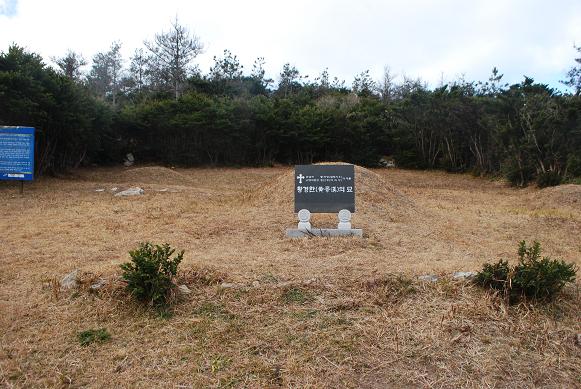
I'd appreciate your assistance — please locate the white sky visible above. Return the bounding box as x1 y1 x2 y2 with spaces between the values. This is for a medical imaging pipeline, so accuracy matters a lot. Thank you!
1 0 580 90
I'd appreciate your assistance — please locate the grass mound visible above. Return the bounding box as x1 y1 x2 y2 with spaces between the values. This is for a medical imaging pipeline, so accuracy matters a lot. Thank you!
78 166 194 186
114 166 194 186
534 184 581 210
248 163 421 221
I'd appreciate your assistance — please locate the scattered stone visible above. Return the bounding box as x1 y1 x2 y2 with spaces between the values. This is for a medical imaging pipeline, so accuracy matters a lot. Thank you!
450 333 463 344
95 188 105 192
452 271 477 280
178 285 192 295
220 279 320 289
60 269 79 289
576 333 581 346
114 187 144 197
220 282 241 289
123 153 135 167
379 157 396 168
111 187 118 192
90 278 107 290
418 274 438 282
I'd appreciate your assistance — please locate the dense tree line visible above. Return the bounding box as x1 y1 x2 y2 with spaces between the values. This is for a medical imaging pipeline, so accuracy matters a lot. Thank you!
1 20 580 186
0 46 116 174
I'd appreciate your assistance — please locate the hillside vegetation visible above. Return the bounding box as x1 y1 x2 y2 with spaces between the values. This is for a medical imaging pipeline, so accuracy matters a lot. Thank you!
1 33 581 187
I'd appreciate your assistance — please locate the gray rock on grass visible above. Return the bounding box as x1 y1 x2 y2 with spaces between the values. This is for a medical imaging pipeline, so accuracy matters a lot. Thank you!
90 278 107 290
418 274 439 282
178 285 192 295
123 153 135 167
220 282 242 289
453 271 478 280
60 269 79 289
114 187 144 197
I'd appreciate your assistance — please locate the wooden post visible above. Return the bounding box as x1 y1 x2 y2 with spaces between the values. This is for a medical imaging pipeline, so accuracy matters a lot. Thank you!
19 180 24 194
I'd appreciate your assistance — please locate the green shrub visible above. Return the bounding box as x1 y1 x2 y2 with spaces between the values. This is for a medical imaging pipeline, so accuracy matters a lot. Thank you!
513 241 576 299
281 287 312 304
120 242 184 307
566 154 581 177
474 241 576 303
474 259 510 291
503 157 535 187
537 171 562 188
78 328 111 346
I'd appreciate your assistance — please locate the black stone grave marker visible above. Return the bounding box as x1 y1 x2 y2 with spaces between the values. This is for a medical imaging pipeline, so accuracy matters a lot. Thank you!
294 164 355 213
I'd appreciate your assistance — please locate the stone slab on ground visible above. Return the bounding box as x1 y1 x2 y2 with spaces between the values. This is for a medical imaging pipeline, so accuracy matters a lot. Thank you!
286 228 363 238
453 271 477 280
115 187 144 197
178 285 192 295
418 274 439 282
60 269 79 289
90 278 107 290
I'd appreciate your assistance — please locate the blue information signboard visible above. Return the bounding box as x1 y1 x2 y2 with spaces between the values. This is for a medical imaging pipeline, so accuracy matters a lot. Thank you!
0 127 35 181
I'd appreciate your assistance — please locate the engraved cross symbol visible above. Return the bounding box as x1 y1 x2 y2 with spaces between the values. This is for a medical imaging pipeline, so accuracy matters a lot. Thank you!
297 174 305 184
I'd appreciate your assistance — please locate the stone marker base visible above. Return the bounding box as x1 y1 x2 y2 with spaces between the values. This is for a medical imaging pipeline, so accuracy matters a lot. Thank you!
286 228 363 238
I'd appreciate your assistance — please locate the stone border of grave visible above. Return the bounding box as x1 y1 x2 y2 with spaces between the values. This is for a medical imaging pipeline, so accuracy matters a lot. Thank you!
57 270 479 296
219 272 479 291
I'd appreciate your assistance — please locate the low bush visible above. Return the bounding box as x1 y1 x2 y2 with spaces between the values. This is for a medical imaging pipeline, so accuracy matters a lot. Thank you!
281 287 313 304
474 241 576 303
78 328 111 346
503 157 536 187
120 242 184 307
537 171 563 188
566 154 581 177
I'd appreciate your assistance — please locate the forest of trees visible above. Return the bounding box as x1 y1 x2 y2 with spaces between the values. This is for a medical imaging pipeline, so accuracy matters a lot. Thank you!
1 19 581 187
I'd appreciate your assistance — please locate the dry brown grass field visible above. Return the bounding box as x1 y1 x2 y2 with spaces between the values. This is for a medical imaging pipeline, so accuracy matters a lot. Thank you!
1 166 580 388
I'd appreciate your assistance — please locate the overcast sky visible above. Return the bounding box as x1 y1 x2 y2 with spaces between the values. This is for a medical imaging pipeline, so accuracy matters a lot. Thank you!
1 0 580 90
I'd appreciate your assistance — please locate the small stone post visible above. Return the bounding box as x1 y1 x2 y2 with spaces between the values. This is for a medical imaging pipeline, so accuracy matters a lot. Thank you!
297 209 311 231
337 209 352 230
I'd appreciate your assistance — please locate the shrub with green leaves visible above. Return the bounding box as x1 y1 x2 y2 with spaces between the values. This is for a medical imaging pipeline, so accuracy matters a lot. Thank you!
536 171 562 188
566 154 581 177
120 242 184 307
474 241 576 303
78 328 111 346
474 259 510 291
